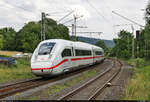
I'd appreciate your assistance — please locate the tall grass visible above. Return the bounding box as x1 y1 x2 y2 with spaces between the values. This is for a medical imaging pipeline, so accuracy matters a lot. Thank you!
0 58 35 83
123 58 150 68
123 58 150 100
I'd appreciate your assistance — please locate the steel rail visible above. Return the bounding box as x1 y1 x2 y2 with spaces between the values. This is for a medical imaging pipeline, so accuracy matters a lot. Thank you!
0 79 55 99
0 77 41 89
58 59 115 100
88 59 122 100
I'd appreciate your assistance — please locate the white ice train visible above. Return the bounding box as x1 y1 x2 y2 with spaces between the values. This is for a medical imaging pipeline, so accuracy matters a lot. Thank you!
31 39 104 77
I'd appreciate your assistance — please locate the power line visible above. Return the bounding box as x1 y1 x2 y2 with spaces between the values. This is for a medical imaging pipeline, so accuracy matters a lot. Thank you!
57 11 74 23
62 15 83 25
112 11 144 28
75 32 102 34
62 19 74 24
86 0 110 23
67 25 87 28
4 1 34 13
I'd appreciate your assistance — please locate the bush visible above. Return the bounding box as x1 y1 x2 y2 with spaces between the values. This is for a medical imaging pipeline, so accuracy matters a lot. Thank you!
126 58 148 68
135 58 145 68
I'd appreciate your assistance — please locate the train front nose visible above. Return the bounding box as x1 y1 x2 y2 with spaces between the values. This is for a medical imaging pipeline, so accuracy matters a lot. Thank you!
31 42 56 76
31 62 53 76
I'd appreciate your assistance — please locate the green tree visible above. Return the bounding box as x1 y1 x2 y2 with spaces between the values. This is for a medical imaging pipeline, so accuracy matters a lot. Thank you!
144 1 150 59
18 21 41 52
96 40 109 56
18 18 70 52
0 27 17 51
0 18 70 52
110 30 134 59
0 35 3 49
143 24 150 59
96 40 108 52
145 1 150 24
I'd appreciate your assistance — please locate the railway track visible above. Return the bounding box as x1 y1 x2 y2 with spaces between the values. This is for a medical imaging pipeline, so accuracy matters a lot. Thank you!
58 59 122 100
0 59 110 99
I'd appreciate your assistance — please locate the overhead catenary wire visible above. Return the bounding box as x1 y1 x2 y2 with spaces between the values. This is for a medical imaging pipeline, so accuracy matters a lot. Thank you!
4 1 34 13
62 19 74 24
57 11 74 23
86 0 110 23
112 11 144 28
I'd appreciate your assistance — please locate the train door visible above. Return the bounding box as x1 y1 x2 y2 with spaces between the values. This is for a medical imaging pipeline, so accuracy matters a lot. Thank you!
71 46 76 68
72 47 80 68
92 47 95 64
61 47 72 72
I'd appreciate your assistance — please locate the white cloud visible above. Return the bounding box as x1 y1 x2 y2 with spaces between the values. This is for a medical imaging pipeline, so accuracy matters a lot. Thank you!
71 5 91 20
0 0 148 39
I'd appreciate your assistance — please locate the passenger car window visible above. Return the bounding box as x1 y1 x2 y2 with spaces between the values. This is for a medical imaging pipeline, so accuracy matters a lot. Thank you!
75 49 92 56
62 49 72 57
95 51 102 55
38 43 55 55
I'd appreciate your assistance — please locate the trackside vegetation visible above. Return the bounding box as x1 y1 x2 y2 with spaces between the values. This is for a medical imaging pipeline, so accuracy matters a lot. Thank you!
123 58 150 100
110 0 150 59
0 58 35 83
110 1 150 99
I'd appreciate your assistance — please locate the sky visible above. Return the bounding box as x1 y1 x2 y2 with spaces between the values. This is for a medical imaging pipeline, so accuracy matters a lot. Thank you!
0 0 148 40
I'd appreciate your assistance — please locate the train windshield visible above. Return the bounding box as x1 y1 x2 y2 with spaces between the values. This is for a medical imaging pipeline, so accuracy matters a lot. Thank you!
38 42 55 55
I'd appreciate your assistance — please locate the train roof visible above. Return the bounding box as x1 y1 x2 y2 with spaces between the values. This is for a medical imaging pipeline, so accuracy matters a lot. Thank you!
40 39 103 50
75 41 102 49
40 39 73 44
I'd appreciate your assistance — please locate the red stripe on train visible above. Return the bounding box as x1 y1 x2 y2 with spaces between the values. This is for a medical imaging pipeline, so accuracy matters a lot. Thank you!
31 56 104 70
71 56 104 61
31 59 68 70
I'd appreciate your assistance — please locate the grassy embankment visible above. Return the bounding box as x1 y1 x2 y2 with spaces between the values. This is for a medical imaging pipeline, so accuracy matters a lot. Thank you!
0 51 35 83
123 58 150 100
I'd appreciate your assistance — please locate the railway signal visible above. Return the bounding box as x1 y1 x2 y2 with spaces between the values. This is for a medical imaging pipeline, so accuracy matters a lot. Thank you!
136 30 140 40
136 30 140 58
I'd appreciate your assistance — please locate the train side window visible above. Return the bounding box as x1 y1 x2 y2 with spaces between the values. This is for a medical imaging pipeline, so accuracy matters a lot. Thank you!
95 51 102 55
62 49 72 58
75 49 92 56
